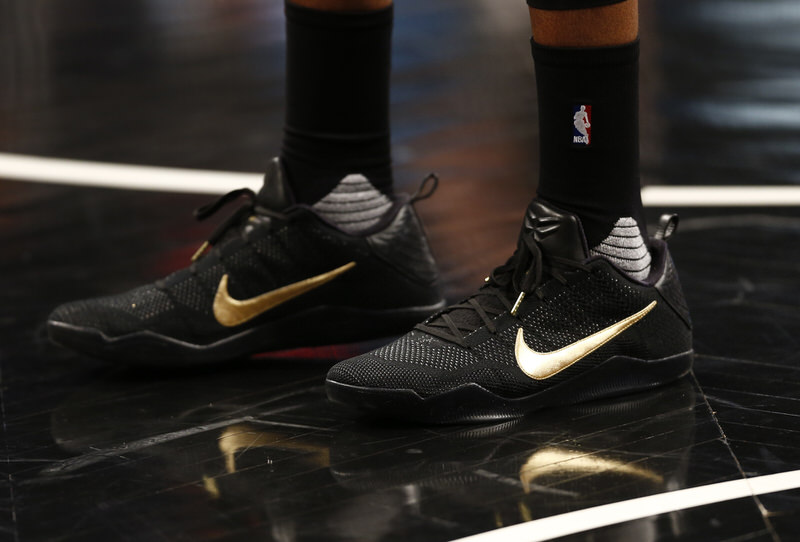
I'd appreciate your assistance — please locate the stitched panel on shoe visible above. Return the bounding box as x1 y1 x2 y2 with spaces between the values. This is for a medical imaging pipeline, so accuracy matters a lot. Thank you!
57 285 177 335
167 274 214 314
371 331 478 372
516 272 643 352
329 354 443 395
655 253 692 326
251 225 292 265
222 243 280 299
367 205 439 283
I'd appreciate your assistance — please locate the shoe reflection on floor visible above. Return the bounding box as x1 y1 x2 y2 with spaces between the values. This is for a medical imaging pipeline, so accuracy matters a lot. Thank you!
46 363 697 542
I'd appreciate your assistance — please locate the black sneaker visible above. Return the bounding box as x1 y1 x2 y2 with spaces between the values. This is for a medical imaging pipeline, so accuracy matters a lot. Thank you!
47 159 446 365
326 200 693 423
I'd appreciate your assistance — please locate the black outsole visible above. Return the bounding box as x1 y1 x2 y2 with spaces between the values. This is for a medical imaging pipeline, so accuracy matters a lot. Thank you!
48 300 446 365
326 350 694 424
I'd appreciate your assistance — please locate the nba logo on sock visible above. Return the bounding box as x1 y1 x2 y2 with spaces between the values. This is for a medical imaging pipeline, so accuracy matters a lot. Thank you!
573 105 591 145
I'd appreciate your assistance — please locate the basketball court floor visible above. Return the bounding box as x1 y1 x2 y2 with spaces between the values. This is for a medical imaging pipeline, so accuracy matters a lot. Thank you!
1 0 799 540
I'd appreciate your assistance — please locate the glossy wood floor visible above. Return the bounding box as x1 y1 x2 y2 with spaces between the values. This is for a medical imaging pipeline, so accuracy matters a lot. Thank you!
2 0 799 540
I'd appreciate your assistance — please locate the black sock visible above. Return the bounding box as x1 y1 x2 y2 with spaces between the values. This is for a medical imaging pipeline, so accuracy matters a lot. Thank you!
532 40 645 247
281 2 393 205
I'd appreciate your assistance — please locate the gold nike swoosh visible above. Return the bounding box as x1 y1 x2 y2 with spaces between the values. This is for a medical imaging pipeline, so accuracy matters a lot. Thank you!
514 300 657 380
213 261 356 327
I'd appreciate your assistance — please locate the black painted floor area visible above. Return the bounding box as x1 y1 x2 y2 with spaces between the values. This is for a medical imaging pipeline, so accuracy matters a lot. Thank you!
2 0 800 541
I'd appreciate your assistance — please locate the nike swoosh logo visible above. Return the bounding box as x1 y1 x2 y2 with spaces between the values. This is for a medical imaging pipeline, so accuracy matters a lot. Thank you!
213 261 356 327
514 300 657 380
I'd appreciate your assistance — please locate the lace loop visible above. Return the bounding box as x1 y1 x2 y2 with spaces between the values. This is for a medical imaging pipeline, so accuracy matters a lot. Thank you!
194 188 256 220
410 173 439 203
190 189 257 262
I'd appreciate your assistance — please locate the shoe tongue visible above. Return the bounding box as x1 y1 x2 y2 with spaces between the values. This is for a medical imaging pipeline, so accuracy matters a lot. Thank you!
256 157 294 210
424 200 590 339
523 199 589 262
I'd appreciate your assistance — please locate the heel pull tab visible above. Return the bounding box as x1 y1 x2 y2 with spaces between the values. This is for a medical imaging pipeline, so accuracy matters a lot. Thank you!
410 173 439 203
655 214 679 241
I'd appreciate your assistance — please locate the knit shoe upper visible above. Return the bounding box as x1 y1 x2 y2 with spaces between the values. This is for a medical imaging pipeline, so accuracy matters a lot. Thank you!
326 200 693 423
48 159 445 364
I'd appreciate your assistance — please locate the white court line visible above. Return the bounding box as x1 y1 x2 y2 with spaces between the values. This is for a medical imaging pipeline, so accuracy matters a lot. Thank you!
0 153 264 195
451 469 800 542
642 185 800 206
2 152 800 206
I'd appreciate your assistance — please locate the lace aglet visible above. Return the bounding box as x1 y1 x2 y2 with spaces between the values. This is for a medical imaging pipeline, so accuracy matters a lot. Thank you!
510 292 525 316
191 241 210 262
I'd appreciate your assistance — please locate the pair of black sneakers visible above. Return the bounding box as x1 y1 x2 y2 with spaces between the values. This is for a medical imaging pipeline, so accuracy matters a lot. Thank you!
48 159 693 423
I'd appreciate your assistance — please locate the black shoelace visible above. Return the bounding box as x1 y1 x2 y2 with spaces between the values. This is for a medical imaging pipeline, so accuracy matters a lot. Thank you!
417 230 589 347
190 188 286 262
